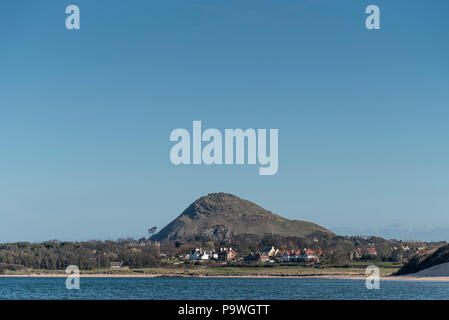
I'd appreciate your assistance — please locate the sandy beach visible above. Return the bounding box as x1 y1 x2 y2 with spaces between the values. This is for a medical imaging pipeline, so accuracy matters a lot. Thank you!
386 262 449 282
1 262 449 281
1 273 448 281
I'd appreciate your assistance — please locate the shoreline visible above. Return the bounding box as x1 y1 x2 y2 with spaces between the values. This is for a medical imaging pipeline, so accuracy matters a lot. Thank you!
1 273 448 282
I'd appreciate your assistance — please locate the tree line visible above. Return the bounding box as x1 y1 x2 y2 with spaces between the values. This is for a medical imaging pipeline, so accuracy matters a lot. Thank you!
0 239 160 271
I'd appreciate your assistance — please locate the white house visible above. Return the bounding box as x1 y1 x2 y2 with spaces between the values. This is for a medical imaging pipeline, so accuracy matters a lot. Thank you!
201 253 210 260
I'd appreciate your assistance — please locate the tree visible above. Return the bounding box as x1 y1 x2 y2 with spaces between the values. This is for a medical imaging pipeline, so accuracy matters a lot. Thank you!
147 227 157 239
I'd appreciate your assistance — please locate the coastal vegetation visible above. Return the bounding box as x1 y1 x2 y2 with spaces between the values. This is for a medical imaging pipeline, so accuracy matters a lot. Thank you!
0 239 160 271
0 262 400 277
0 234 422 276
395 244 449 275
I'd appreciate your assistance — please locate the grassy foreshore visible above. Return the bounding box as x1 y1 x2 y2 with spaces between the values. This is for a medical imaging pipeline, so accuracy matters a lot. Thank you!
0 263 400 278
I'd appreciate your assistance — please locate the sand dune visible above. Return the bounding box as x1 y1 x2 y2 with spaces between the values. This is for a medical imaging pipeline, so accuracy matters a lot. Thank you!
403 262 449 278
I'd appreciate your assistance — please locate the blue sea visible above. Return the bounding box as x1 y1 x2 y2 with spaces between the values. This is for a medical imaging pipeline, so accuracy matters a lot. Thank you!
0 277 448 300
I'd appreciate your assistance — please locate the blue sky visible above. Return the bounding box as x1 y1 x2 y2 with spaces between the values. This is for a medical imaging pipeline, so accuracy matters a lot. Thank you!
0 0 448 242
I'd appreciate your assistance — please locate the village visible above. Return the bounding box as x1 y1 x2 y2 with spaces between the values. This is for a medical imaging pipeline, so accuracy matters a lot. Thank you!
174 243 428 266
88 233 434 273
183 246 322 264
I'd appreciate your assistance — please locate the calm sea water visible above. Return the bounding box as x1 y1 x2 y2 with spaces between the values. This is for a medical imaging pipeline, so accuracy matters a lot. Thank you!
0 277 448 300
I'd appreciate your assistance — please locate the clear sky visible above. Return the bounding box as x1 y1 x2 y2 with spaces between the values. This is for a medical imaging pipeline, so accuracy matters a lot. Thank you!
0 0 448 242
